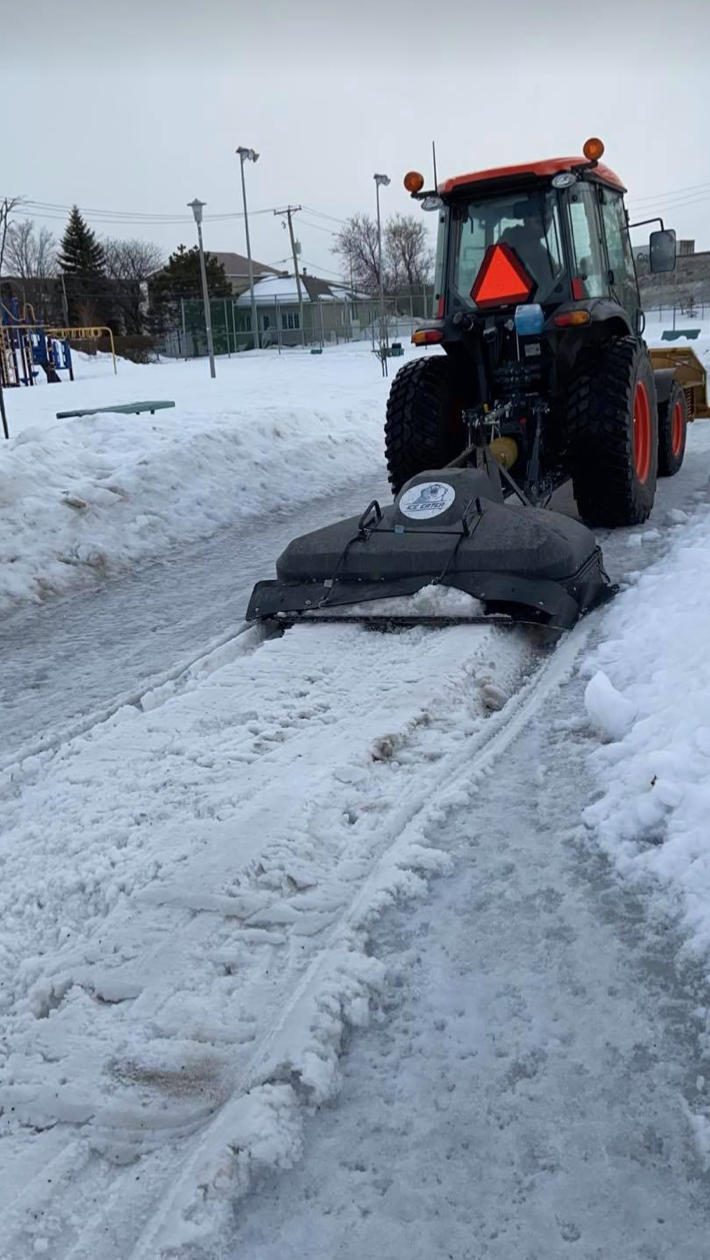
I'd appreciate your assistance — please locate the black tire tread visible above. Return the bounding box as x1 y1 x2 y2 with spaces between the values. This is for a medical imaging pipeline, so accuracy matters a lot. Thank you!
657 379 687 477
566 336 657 527
384 357 464 493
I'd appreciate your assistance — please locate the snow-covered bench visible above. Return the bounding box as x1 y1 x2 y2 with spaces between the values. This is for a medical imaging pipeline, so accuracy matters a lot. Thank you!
55 400 175 419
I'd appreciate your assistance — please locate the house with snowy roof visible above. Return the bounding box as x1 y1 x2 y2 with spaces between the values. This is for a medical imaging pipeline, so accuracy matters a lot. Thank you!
235 271 366 346
209 252 280 296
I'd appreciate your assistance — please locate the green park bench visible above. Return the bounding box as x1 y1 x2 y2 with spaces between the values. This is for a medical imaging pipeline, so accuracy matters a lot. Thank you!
661 330 700 342
55 400 176 419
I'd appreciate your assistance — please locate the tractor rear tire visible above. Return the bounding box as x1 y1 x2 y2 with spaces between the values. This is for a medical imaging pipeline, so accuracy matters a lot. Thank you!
567 337 658 527
385 356 466 493
657 379 687 477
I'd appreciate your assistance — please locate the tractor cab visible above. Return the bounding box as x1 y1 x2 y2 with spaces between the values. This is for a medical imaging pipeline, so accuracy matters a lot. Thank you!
412 143 676 343
386 139 685 524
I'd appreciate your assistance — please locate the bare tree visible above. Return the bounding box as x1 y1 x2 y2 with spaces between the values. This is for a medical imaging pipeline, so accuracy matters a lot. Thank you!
0 196 24 280
332 214 383 293
333 211 433 295
385 214 434 289
6 220 57 279
3 215 59 322
103 236 165 333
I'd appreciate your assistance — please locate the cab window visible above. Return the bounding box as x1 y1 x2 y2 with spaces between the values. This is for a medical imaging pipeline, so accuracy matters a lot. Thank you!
600 190 639 326
432 210 447 316
452 189 565 306
566 185 606 299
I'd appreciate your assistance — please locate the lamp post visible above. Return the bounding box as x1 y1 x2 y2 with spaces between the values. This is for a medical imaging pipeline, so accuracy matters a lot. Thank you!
236 146 260 351
188 198 216 379
374 173 390 350
0 376 8 440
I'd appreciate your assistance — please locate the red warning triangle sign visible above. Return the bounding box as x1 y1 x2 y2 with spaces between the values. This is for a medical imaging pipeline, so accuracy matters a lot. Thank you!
470 242 534 308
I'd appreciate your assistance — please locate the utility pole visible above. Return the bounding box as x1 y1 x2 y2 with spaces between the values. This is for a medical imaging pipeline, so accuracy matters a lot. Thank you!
60 273 70 327
274 206 305 347
188 199 216 379
374 174 391 354
236 146 260 351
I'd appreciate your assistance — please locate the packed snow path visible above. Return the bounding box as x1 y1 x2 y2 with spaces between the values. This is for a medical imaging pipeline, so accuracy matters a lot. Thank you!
226 655 710 1260
0 613 539 1258
2 422 710 768
0 476 387 764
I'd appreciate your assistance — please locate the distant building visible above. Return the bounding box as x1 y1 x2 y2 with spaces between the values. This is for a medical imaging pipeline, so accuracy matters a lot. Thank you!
208 252 281 296
632 237 710 310
235 271 367 345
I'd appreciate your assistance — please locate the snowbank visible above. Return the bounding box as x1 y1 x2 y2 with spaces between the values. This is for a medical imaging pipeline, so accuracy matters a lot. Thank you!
0 344 411 612
582 498 710 966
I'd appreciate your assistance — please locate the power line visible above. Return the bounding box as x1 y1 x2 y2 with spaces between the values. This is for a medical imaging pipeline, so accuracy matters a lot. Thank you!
302 205 349 226
1 196 281 227
297 216 339 237
300 260 348 279
628 192 710 222
628 191 710 212
629 180 710 206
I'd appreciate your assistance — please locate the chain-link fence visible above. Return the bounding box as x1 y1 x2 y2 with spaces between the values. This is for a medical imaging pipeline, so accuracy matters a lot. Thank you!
157 288 709 360
157 289 434 358
642 301 709 332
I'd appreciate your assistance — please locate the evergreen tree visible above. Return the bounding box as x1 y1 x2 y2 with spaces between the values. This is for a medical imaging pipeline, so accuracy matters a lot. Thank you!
148 244 232 334
58 206 111 328
59 206 106 277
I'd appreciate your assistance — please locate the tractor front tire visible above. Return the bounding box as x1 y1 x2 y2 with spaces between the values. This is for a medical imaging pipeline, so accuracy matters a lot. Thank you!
385 356 466 494
567 337 658 527
658 379 687 477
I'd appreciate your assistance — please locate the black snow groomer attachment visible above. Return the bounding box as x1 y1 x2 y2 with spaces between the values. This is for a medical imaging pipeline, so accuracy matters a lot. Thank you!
246 467 612 631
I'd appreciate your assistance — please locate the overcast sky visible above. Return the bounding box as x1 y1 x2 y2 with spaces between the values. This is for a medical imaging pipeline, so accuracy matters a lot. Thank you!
5 0 710 279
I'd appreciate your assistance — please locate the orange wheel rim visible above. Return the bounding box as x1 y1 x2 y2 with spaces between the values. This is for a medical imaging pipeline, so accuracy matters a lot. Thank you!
671 399 684 457
633 381 651 484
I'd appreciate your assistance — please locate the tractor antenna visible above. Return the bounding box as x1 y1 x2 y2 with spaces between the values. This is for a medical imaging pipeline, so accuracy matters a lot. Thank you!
432 140 438 189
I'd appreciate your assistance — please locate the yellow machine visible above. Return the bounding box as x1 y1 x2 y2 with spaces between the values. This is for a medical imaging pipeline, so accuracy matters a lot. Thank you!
648 346 710 421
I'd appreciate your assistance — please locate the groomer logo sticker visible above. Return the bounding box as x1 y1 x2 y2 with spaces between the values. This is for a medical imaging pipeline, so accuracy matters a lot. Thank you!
399 481 456 520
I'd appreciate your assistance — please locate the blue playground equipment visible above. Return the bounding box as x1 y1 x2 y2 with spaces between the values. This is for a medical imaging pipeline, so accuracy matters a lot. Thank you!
0 296 73 387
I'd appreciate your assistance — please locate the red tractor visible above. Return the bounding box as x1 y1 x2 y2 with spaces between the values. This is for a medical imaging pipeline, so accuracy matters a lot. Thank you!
385 138 706 526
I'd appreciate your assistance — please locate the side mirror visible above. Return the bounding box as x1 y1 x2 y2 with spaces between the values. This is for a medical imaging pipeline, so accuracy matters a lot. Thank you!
649 229 676 274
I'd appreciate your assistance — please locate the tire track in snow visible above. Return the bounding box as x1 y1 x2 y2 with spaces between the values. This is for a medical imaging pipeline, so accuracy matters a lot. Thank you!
0 620 261 785
0 616 588 1260
129 622 592 1260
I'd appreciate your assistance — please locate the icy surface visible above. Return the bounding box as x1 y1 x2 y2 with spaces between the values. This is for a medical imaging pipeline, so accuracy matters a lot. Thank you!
0 476 388 765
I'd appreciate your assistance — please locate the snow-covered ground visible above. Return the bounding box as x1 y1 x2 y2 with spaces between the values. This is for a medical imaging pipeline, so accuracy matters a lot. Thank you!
4 325 710 1257
645 309 710 347
0 344 414 613
582 499 710 987
226 645 710 1260
0 615 538 1258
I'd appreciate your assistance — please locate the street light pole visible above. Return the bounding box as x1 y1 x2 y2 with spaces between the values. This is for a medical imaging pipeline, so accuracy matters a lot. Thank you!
188 199 216 379
236 146 260 351
0 376 9 440
374 173 390 351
